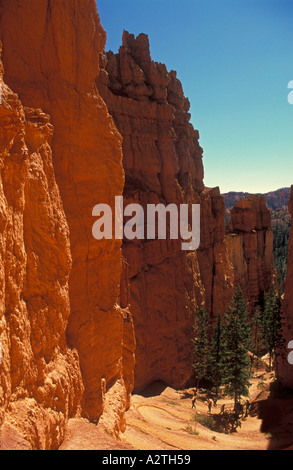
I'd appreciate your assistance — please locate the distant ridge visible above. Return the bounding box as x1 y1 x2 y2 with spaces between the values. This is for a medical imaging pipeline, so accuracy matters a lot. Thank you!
223 187 291 211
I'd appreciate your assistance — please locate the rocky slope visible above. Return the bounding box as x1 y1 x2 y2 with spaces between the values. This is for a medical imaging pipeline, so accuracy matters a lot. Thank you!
223 188 291 211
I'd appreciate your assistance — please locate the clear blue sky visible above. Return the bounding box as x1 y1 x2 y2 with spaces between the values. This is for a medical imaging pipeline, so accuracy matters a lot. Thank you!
97 0 293 193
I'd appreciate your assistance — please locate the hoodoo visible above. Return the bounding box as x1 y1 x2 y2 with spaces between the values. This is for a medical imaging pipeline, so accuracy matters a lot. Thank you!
0 0 135 443
98 32 276 391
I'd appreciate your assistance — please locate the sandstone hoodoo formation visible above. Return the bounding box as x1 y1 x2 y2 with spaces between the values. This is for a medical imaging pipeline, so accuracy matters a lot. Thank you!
0 44 83 450
0 0 278 450
226 195 274 307
279 186 293 389
0 0 135 445
98 31 205 392
98 33 275 391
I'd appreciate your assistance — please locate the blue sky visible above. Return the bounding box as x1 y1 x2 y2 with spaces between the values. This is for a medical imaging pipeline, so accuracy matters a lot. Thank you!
97 0 293 193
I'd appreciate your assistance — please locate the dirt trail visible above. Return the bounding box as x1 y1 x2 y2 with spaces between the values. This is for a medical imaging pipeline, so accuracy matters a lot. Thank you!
59 360 289 451
121 373 274 450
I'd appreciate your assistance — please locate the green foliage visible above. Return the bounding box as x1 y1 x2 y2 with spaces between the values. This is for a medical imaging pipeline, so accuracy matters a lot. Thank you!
185 425 199 435
260 284 285 372
194 411 241 435
193 414 217 431
192 285 286 404
261 285 281 370
192 287 252 406
208 313 227 397
250 306 263 371
192 307 209 388
273 219 291 288
221 287 252 405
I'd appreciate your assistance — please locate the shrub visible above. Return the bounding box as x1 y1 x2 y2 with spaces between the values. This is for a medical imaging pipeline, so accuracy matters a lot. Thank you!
193 414 217 431
185 425 199 435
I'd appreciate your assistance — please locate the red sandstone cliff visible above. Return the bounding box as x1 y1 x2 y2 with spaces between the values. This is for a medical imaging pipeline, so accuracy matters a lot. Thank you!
0 45 83 449
98 33 275 392
279 186 293 388
98 31 206 392
0 0 135 440
226 195 274 307
0 2 277 450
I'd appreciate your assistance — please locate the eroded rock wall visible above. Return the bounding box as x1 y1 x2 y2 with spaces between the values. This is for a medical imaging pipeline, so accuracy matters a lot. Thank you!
0 46 83 450
226 195 274 308
98 32 276 392
279 186 293 388
0 1 277 449
98 32 237 391
0 0 135 436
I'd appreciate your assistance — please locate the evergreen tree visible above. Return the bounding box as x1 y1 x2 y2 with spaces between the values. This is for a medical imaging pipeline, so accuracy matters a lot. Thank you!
251 306 263 372
261 284 284 372
192 307 209 389
274 289 286 381
222 287 252 408
208 313 227 398
273 219 291 289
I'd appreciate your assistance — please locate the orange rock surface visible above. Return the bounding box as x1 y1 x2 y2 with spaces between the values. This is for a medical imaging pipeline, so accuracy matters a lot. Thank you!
98 33 273 392
98 32 206 392
197 187 234 317
279 186 293 388
0 2 277 450
0 0 135 439
0 46 83 449
227 195 274 307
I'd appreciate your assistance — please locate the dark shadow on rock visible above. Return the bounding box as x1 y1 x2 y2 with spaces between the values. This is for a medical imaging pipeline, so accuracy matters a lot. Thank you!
140 381 169 398
254 382 293 450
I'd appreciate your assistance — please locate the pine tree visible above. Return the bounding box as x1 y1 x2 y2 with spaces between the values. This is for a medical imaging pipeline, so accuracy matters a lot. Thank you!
208 313 227 398
192 307 209 389
251 306 263 372
273 219 291 288
222 287 252 408
261 284 285 372
275 290 286 381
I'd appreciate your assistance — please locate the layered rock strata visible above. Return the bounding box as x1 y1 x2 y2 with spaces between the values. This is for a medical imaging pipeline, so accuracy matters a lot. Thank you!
98 32 204 391
0 0 135 437
0 45 83 450
226 195 274 308
98 32 250 391
0 1 277 449
279 186 293 388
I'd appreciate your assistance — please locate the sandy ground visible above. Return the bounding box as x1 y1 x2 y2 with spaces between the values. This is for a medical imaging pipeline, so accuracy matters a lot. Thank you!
60 361 293 450
59 419 134 450
120 372 274 451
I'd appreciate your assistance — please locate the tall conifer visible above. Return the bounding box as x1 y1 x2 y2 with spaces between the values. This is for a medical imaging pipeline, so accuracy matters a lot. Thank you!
223 287 252 408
